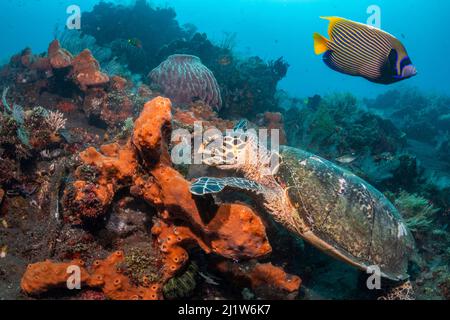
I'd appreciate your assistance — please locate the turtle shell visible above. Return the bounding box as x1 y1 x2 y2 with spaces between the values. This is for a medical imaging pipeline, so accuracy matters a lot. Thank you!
276 146 415 281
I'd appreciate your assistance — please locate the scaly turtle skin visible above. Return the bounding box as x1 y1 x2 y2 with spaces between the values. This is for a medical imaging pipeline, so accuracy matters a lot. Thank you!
190 122 415 283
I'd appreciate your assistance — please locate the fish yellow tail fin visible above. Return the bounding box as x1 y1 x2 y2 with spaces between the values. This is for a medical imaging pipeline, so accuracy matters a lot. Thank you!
313 32 329 55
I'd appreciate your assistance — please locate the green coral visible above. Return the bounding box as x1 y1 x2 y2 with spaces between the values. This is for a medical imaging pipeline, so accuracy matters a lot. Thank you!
77 164 100 183
117 117 134 139
1 87 30 148
163 261 199 300
120 246 163 287
1 87 12 113
285 92 404 159
394 191 440 233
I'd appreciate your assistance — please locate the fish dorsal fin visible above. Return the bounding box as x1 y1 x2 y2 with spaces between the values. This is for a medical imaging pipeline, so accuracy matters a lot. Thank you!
321 16 397 41
320 16 346 39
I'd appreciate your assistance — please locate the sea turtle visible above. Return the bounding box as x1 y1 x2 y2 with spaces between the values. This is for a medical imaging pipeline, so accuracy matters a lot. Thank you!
190 121 415 298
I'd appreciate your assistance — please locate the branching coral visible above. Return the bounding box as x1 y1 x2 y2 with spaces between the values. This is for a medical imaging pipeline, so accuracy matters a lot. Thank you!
45 110 67 133
0 96 68 160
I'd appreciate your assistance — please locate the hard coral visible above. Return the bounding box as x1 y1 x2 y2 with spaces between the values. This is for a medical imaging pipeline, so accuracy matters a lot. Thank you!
149 55 222 110
48 40 73 70
173 101 235 132
257 112 287 145
81 0 189 74
70 49 110 91
83 85 139 127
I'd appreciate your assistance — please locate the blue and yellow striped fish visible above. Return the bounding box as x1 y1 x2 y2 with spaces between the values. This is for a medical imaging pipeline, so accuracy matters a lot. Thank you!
313 17 417 84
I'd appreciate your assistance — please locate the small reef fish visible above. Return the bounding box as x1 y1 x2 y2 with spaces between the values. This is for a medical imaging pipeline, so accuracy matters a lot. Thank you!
335 154 357 164
128 38 143 49
313 17 417 84
218 55 232 66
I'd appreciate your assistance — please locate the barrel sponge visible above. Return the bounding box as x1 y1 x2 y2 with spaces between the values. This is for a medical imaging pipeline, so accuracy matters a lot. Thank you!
149 54 222 110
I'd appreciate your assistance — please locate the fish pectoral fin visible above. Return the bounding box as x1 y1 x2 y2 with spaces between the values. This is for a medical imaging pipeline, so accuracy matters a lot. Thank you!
313 32 330 55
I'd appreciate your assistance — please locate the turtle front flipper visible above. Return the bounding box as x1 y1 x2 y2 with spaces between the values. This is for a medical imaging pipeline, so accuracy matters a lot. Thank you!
190 177 265 196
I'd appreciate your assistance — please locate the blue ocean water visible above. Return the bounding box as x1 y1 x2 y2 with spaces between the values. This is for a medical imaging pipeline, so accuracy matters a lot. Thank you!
1 1 450 302
0 0 448 98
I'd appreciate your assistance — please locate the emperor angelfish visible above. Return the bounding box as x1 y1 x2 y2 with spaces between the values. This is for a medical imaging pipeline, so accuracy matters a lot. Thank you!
313 17 417 84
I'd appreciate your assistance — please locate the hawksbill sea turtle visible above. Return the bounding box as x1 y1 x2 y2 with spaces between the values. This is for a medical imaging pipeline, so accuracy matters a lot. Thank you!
190 121 416 299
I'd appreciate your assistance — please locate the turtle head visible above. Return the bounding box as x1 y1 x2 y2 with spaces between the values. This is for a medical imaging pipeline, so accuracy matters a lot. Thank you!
198 120 280 176
198 124 255 171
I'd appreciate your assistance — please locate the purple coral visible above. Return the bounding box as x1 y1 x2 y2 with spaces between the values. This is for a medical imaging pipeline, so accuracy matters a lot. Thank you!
149 54 222 110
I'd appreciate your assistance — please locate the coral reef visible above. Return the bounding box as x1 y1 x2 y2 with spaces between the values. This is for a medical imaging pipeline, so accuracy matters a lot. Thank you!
1 39 147 130
285 93 405 160
1 0 449 301
23 97 298 300
364 88 450 143
215 260 301 300
70 49 110 91
22 251 162 300
1 87 68 159
81 0 189 74
157 33 289 118
162 261 199 300
256 112 287 145
48 40 72 70
149 54 222 110
393 191 439 234
77 1 288 119
48 39 111 92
